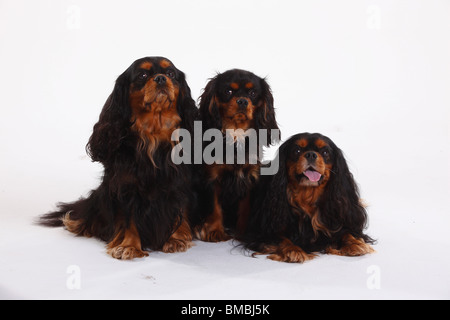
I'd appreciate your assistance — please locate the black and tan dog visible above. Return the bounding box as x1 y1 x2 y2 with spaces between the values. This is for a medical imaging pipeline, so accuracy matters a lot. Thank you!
39 57 198 260
195 69 280 241
241 133 375 263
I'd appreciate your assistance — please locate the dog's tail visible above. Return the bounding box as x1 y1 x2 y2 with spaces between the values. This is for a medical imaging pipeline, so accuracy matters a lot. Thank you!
38 209 66 227
37 191 110 240
37 201 81 228
37 197 96 236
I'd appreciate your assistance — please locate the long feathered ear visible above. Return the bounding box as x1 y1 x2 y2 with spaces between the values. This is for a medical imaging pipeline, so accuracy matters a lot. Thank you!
86 71 131 163
245 147 292 250
254 78 280 146
318 144 374 243
199 76 222 131
176 71 199 134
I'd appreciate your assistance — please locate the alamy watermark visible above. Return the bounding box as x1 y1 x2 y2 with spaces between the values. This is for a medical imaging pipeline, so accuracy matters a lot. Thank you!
66 5 81 30
367 5 382 30
66 265 81 290
171 121 280 176
366 265 381 290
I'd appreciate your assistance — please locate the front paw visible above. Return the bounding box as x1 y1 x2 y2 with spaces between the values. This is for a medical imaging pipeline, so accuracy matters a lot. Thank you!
162 238 193 253
268 248 316 263
266 240 316 263
337 242 375 256
195 225 231 242
107 246 149 260
326 235 375 256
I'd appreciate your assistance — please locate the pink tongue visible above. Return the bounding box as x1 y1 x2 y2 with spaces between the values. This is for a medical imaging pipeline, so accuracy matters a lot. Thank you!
304 170 322 182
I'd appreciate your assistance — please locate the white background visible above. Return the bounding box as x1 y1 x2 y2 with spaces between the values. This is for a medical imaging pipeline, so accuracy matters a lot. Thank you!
1 0 449 300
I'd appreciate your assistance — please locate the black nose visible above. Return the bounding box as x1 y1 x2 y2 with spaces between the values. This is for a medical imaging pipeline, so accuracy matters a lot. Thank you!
304 151 318 162
154 75 167 85
237 98 249 110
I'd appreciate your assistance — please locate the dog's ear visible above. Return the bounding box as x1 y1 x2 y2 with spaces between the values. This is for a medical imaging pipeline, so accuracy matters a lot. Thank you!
244 145 292 250
176 70 199 134
86 70 132 163
254 78 280 146
199 75 222 131
318 142 373 243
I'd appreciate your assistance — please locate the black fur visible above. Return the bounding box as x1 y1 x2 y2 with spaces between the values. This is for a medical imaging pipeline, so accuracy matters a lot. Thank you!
242 133 375 254
39 57 199 253
195 69 280 238
199 69 278 146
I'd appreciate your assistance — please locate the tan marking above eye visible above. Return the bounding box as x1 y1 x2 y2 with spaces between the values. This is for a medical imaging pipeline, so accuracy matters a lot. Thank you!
159 60 172 68
140 62 152 70
296 138 308 148
315 139 328 149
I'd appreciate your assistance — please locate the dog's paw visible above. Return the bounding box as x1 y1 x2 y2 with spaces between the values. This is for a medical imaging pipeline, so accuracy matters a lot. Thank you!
107 246 149 260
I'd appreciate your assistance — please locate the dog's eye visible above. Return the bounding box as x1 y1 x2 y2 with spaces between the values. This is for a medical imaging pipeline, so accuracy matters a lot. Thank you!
225 89 233 96
138 72 149 81
321 149 331 158
293 147 302 157
249 90 257 98
166 70 175 79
